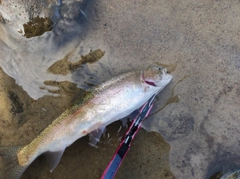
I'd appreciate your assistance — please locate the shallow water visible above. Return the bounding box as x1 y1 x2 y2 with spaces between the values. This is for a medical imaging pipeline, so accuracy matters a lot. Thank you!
1 0 240 179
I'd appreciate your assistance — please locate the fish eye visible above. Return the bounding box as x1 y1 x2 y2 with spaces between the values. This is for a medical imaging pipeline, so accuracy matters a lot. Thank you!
158 67 162 70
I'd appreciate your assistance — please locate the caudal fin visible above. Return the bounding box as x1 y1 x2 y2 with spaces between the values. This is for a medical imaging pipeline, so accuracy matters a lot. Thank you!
0 146 28 179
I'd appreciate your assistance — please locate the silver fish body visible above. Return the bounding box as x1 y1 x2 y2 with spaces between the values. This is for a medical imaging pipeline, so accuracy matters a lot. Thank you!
0 66 172 179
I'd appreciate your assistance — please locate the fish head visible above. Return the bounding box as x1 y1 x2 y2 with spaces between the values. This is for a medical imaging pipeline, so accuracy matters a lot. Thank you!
142 66 172 89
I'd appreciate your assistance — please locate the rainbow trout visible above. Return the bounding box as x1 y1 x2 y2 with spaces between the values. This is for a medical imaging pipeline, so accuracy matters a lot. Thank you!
0 66 172 179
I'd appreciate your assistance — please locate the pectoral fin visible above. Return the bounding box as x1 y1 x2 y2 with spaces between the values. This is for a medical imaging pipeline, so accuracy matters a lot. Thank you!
45 149 65 172
89 126 106 147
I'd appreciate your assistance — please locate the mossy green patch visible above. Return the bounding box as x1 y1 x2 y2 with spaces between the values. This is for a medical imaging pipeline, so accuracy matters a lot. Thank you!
43 81 84 95
23 16 53 38
47 49 105 75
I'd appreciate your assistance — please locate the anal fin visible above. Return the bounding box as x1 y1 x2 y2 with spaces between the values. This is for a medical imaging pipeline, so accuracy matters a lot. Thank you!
44 149 65 172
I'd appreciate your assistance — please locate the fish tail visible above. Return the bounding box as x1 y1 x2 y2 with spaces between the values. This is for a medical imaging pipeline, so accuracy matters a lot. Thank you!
0 146 27 179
